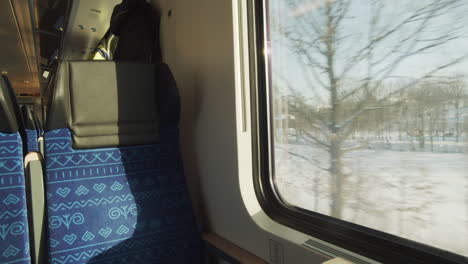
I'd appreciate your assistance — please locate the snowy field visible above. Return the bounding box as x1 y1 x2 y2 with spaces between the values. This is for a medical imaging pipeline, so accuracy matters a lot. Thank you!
274 140 468 257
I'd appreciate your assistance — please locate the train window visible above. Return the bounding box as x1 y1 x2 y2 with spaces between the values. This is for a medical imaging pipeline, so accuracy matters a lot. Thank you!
256 0 468 262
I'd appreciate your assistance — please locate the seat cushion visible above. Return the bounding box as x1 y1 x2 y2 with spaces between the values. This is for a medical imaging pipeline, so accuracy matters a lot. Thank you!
0 132 31 264
44 128 202 264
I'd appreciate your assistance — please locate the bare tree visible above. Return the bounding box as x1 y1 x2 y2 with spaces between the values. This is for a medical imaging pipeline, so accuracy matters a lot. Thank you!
447 78 467 142
275 0 468 217
404 82 449 151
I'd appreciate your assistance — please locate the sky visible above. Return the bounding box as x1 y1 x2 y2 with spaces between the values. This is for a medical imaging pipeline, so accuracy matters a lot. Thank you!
268 0 468 103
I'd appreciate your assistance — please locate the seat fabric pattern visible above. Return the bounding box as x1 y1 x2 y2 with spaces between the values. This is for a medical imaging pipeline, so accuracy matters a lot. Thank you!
0 132 31 264
25 129 38 152
44 128 202 264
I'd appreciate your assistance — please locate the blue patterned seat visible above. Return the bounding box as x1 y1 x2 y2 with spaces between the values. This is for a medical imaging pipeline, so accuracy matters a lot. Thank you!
44 61 202 264
0 75 31 264
21 106 39 153
25 130 39 153
0 133 31 264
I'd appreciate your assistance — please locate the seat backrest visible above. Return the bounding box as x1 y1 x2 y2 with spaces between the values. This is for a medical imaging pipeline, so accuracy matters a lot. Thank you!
1 76 26 152
44 61 201 264
0 75 31 264
32 114 43 138
21 106 39 153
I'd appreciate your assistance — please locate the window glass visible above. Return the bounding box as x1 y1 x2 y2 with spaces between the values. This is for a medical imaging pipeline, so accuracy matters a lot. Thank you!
267 0 468 257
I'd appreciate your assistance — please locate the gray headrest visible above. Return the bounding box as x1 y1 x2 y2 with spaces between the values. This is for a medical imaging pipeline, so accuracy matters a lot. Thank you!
47 61 159 149
0 75 24 135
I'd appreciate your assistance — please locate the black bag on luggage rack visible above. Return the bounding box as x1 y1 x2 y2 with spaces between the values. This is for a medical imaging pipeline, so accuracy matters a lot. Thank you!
110 0 180 127
110 0 161 63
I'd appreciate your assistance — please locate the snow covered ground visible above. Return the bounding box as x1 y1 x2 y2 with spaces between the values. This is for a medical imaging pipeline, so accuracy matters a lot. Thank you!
274 140 468 257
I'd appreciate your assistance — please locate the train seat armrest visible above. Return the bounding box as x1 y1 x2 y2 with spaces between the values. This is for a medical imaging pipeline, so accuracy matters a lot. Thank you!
38 136 44 157
24 156 46 264
203 232 267 264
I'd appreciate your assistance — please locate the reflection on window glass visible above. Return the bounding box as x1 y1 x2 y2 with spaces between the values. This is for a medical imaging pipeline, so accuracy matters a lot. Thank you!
267 0 468 257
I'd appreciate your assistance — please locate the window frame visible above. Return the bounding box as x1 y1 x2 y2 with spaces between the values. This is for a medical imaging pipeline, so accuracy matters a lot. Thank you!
250 0 468 263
